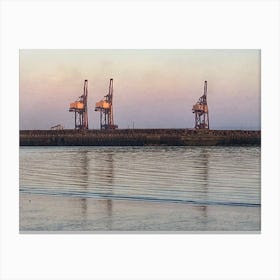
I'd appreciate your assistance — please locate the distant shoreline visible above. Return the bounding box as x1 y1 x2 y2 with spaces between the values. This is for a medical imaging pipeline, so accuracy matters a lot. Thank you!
20 129 261 146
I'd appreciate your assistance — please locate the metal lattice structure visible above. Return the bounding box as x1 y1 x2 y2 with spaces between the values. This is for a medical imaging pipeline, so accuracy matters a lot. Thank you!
69 80 89 129
50 124 64 130
95 78 118 130
192 81 209 129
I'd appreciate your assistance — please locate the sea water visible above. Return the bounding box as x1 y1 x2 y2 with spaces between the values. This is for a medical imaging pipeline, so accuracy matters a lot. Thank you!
19 146 261 231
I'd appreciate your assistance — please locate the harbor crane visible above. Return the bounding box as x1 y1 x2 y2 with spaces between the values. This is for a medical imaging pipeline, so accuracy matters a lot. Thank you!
95 78 118 130
69 80 89 129
192 81 209 129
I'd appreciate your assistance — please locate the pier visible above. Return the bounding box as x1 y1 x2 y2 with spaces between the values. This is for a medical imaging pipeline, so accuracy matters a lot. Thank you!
20 129 261 146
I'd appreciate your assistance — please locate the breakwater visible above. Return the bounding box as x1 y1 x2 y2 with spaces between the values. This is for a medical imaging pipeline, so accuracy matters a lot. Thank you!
20 129 261 146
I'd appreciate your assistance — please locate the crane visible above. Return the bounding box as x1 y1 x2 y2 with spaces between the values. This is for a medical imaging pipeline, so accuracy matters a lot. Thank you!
69 80 89 129
95 78 118 130
192 81 209 129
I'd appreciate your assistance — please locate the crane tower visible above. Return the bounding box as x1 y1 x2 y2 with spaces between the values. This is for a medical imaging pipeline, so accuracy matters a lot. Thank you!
69 80 89 129
95 78 118 130
192 81 209 129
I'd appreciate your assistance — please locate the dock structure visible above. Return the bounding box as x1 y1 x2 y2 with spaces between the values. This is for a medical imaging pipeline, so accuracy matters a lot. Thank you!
22 80 260 146
20 129 260 146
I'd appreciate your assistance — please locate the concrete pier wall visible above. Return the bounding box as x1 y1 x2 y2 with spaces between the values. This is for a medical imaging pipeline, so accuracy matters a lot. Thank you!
20 129 261 146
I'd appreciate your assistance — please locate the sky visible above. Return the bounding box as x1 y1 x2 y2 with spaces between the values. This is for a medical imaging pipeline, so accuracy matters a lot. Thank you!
19 49 260 130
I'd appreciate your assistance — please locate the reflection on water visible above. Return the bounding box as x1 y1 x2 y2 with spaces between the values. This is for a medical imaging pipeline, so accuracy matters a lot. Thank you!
20 146 261 206
102 153 114 229
19 146 261 231
197 149 209 229
75 151 114 229
80 150 88 220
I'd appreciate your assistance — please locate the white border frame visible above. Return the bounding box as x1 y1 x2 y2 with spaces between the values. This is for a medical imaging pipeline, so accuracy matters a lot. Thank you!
1 1 280 279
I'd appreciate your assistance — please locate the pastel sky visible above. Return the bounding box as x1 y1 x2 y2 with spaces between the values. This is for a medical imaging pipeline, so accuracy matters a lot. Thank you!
20 49 260 130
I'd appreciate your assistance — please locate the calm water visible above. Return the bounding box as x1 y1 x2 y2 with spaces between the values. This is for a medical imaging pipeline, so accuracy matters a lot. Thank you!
19 146 261 231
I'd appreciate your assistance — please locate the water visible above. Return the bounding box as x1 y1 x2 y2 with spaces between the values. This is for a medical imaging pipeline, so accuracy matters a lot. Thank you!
19 146 261 231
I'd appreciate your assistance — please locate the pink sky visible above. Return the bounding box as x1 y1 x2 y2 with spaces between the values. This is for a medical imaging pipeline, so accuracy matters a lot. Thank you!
20 49 260 130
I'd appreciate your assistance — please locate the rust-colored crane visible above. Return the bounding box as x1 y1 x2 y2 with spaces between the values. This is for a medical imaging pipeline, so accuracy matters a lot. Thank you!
192 81 209 129
95 78 118 130
69 80 89 129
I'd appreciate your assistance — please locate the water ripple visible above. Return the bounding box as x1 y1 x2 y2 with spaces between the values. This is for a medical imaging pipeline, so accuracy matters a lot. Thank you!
20 146 261 206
